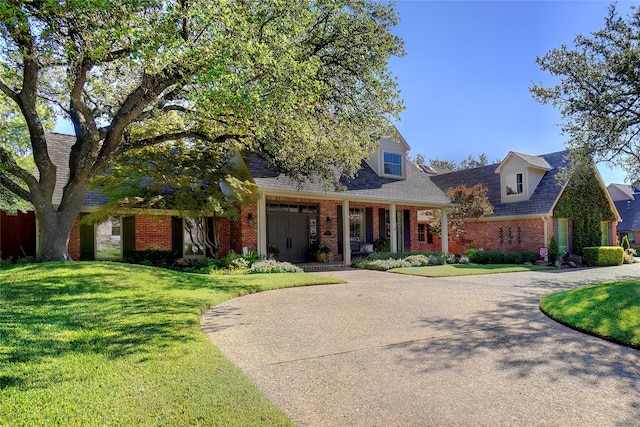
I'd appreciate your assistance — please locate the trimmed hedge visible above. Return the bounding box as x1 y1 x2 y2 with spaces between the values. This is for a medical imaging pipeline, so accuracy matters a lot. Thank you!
504 251 523 264
582 246 624 266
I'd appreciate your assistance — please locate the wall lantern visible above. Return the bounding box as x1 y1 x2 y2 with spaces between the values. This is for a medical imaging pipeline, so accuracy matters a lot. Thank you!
324 216 332 236
247 213 254 228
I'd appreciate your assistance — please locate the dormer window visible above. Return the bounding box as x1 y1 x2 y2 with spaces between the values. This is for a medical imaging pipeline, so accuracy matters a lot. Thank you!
505 173 524 195
384 152 402 176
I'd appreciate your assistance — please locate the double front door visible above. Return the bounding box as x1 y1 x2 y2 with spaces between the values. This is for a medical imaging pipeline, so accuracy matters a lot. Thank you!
268 212 315 263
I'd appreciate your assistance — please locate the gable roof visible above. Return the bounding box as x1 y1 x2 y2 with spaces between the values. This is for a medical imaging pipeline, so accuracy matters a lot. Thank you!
494 151 553 173
614 199 640 232
243 154 451 207
607 183 635 201
431 151 569 218
44 133 109 207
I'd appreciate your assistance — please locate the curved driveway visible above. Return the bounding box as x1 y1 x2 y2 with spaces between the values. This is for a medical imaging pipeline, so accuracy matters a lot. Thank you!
202 265 640 426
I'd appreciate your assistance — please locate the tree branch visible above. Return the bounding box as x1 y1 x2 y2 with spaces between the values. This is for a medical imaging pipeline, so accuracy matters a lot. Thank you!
0 171 31 202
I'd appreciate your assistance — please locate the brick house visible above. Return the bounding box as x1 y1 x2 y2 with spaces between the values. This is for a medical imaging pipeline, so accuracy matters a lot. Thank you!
431 151 620 257
3 131 454 263
608 182 640 247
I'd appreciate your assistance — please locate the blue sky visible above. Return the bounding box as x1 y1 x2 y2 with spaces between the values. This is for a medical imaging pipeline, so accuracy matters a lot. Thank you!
390 0 640 185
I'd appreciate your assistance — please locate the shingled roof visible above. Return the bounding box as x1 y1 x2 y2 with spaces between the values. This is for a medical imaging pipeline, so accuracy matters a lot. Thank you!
615 198 640 232
430 150 570 218
44 133 109 207
244 155 452 207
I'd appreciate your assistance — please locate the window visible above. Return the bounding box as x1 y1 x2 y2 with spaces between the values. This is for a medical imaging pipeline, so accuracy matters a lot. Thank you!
600 222 609 246
557 218 569 255
629 232 636 244
96 216 121 260
505 173 524 195
418 224 425 242
383 152 402 176
349 208 364 241
516 173 523 194
184 217 207 257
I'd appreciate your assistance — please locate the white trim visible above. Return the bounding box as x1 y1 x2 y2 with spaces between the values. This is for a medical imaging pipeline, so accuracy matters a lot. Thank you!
440 209 449 254
390 204 397 252
342 200 350 265
257 192 267 255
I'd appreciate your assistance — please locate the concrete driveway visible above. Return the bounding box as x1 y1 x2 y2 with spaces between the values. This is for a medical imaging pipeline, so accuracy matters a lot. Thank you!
201 265 640 426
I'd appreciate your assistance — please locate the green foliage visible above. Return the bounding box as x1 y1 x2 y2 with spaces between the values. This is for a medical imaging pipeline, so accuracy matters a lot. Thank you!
0 262 339 425
520 251 539 264
622 235 631 250
391 264 557 278
487 250 504 264
540 281 640 348
503 251 523 264
446 183 493 252
553 169 616 255
427 153 500 171
549 235 559 258
582 246 624 266
467 249 488 264
373 236 390 252
123 249 181 267
0 0 404 261
532 5 640 184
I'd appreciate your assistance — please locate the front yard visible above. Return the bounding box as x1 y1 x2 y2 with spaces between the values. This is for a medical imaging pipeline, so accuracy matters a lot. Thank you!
0 262 340 426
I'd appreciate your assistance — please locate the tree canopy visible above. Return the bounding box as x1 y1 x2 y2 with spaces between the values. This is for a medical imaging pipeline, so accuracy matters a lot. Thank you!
0 0 404 261
446 183 493 252
531 3 640 182
426 153 497 171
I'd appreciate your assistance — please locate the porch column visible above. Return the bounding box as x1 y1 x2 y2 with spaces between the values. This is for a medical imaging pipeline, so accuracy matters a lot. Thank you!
257 192 267 255
342 200 350 265
390 203 397 253
440 208 448 254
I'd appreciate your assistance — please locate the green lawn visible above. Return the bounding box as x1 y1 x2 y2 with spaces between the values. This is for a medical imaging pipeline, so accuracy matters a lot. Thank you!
390 263 557 277
0 262 341 426
540 280 640 348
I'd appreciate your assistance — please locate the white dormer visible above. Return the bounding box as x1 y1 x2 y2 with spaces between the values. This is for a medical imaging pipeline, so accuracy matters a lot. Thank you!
495 151 552 203
366 127 410 179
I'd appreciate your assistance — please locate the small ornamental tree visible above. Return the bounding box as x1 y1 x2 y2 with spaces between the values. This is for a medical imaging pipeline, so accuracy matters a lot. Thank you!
549 235 559 261
446 183 493 253
622 235 631 251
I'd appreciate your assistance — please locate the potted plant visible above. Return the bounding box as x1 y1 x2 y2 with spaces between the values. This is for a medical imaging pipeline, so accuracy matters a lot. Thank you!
267 243 280 260
312 242 331 262
549 234 559 264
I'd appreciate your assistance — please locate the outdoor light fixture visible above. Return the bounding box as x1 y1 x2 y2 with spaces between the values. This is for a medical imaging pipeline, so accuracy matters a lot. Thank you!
324 216 332 236
247 213 254 228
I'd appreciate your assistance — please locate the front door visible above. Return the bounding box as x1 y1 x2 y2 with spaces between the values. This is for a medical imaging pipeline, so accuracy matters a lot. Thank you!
268 213 312 262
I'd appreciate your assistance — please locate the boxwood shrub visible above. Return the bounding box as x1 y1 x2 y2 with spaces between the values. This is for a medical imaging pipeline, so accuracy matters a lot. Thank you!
582 246 624 266
487 250 504 264
503 251 522 264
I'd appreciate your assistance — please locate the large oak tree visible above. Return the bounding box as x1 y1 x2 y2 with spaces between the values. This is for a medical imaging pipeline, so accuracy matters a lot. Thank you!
0 0 404 261
531 3 640 182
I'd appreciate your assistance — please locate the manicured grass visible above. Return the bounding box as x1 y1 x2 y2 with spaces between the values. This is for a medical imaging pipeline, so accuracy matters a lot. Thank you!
0 262 341 426
390 263 557 277
540 280 640 348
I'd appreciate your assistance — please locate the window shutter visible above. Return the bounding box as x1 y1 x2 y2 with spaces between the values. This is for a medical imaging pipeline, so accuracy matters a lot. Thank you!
79 214 95 261
122 216 135 255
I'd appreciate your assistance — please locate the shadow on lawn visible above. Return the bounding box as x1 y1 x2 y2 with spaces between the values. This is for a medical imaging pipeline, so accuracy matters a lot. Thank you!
388 266 640 424
0 263 260 386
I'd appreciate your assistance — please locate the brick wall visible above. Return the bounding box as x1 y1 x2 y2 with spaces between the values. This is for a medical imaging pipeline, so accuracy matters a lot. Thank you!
68 216 81 260
446 217 545 255
135 214 172 250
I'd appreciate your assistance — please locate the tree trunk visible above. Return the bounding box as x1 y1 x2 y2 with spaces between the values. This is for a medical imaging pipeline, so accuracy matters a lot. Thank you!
33 183 90 262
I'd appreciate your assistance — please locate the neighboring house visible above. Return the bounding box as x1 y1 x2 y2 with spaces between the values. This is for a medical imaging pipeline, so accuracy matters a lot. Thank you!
608 182 640 246
2 130 453 264
431 151 620 257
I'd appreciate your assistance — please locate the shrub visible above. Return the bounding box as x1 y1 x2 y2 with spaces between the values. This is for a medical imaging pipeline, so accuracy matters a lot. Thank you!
468 249 489 264
520 251 538 264
582 246 624 266
248 260 303 274
503 251 522 264
549 235 559 259
123 249 180 268
621 235 631 250
623 250 636 264
404 254 431 266
487 250 504 264
457 255 470 264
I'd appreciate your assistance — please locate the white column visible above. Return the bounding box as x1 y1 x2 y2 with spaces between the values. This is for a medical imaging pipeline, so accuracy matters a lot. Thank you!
440 208 448 254
542 216 549 261
257 192 267 255
390 203 397 253
342 200 350 265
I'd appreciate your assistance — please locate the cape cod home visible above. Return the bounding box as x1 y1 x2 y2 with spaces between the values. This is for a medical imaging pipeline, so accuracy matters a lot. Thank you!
1 131 453 264
430 151 620 257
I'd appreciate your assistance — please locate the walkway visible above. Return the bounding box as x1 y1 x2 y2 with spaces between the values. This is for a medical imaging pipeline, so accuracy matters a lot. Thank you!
201 265 640 426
